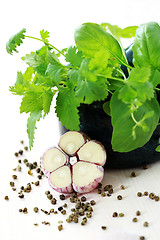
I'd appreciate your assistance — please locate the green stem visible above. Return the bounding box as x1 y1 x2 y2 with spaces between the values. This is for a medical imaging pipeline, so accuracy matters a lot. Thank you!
97 74 125 83
155 87 160 91
131 112 138 125
25 35 65 57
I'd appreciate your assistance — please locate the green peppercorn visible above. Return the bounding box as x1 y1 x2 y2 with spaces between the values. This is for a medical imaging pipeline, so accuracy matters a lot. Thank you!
10 182 15 187
108 188 113 194
143 191 148 196
139 236 145 240
81 221 86 226
33 207 39 213
149 193 155 200
35 181 40 186
136 210 141 216
4 196 9 200
58 224 63 231
86 212 92 218
133 217 138 222
12 175 17 180
97 189 102 194
131 171 137 177
83 217 87 223
14 152 18 157
24 146 28 151
101 192 106 197
117 195 122 200
50 209 54 213
143 221 149 227
137 192 142 197
59 194 65 200
61 210 66 215
119 213 124 217
73 216 79 223
112 212 118 217
63 203 67 208
120 185 125 190
23 159 28 163
90 200 96 205
81 196 87 202
51 198 57 205
47 194 53 200
45 190 50 195
66 218 71 223
79 209 85 216
155 196 159 201
101 226 107 230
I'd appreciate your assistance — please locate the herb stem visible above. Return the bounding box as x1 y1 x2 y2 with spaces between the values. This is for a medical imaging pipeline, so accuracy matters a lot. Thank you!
25 35 65 57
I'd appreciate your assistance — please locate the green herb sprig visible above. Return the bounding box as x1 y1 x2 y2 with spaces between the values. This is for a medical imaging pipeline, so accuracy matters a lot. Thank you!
6 22 160 151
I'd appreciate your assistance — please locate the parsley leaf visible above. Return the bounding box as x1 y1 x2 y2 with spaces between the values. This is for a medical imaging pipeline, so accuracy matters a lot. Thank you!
27 110 42 149
6 28 26 54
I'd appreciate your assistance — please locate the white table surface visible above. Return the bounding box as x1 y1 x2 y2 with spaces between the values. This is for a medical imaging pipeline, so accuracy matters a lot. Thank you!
1 1 160 239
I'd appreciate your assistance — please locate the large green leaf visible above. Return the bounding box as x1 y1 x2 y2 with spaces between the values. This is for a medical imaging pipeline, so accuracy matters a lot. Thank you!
74 23 128 67
110 90 159 152
133 22 160 87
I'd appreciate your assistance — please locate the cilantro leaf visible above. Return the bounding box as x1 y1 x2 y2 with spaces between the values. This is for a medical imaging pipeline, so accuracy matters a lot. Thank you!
65 46 83 67
75 77 108 104
46 63 63 86
6 28 26 54
118 67 154 104
27 110 42 149
43 89 55 115
40 30 50 43
20 86 43 113
55 88 80 130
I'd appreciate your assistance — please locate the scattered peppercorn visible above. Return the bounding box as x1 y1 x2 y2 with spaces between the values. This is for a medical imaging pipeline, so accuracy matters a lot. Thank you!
108 188 113 194
63 203 67 208
28 170 33 176
14 152 18 157
35 181 40 186
18 150 23 155
81 196 87 202
59 194 65 200
23 159 28 164
143 191 148 196
33 207 39 213
149 193 155 200
19 209 22 212
50 208 54 213
101 192 106 197
131 171 137 177
58 224 63 231
112 212 118 217
17 166 22 171
97 183 102 189
12 175 17 180
155 196 159 201
137 192 142 197
143 221 149 227
10 181 15 187
23 207 28 214
119 213 124 217
20 140 24 144
58 206 63 212
61 210 66 215
120 185 125 190
12 188 16 191
45 190 50 195
133 217 138 222
86 212 92 218
136 210 141 216
117 195 122 200
4 196 9 200
18 159 22 163
34 223 39 226
37 175 42 180
24 146 28 151
139 236 145 240
50 198 57 205
101 226 107 230
42 221 50 225
47 194 53 200
18 193 24 198
90 200 96 205
97 188 102 194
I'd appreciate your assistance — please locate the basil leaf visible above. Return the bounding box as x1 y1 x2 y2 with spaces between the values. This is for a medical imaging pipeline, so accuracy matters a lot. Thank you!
110 90 160 152
74 23 128 67
133 22 160 87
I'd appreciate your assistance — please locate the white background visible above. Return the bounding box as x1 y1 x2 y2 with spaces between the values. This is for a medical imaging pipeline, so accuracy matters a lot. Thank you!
1 0 160 239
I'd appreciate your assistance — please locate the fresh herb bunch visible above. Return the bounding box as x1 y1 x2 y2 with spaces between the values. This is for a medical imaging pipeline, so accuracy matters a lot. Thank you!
6 22 160 152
